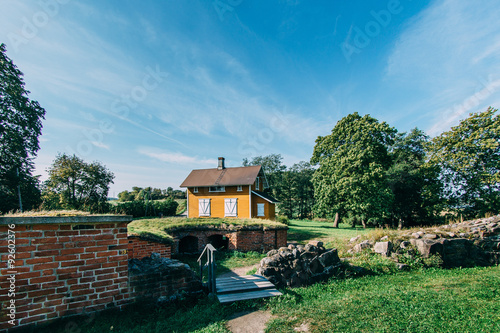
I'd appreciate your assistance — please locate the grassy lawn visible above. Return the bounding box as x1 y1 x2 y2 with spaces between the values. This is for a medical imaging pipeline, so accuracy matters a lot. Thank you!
35 218 500 332
39 266 500 333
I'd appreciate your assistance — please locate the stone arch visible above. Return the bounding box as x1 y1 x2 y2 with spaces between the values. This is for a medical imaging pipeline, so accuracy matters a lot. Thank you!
207 234 228 251
178 235 199 253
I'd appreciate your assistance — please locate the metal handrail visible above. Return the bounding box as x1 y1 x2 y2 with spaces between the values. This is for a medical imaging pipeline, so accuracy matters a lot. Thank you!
197 244 217 294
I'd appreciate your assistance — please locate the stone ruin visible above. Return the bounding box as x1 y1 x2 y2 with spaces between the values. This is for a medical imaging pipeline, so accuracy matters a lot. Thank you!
128 253 203 303
257 241 348 288
349 215 500 268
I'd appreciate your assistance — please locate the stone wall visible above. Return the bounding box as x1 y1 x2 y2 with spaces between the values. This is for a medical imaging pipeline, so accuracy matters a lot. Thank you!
350 215 500 268
128 254 202 303
258 242 343 288
127 236 172 260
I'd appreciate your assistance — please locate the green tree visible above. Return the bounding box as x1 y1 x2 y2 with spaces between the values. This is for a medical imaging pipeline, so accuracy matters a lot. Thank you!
388 128 443 228
243 154 287 199
311 113 396 227
0 43 45 213
429 107 500 217
42 154 114 212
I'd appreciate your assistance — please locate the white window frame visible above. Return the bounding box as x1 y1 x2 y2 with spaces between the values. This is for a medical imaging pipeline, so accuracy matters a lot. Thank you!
199 199 211 217
209 186 225 192
237 185 242 192
193 187 198 193
255 177 260 190
224 198 238 217
257 203 265 217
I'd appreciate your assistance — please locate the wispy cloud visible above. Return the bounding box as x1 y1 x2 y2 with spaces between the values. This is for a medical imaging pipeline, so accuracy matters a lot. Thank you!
385 0 500 135
138 148 217 165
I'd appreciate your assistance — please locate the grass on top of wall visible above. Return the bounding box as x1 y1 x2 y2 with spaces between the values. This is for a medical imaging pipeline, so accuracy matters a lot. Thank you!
127 217 288 244
2 210 95 217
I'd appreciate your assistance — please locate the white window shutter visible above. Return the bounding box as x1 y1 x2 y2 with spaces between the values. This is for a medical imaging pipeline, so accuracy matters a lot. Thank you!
257 203 265 217
224 198 237 217
199 199 211 217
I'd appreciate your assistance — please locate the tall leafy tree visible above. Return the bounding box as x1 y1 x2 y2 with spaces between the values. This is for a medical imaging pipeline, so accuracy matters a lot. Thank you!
42 154 114 213
0 43 46 213
388 128 443 228
429 107 500 217
243 154 286 199
311 113 396 227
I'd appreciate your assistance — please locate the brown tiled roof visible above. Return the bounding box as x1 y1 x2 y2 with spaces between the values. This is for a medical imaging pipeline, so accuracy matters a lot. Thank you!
180 165 262 187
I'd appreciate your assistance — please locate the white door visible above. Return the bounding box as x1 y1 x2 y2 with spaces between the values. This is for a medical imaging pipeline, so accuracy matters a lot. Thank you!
225 198 237 217
257 203 265 217
199 199 211 217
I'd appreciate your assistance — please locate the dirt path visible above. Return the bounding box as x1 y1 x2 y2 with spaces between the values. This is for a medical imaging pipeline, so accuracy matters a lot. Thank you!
218 263 260 279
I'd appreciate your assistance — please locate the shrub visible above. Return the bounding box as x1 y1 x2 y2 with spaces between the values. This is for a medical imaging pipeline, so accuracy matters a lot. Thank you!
276 215 289 225
111 199 178 218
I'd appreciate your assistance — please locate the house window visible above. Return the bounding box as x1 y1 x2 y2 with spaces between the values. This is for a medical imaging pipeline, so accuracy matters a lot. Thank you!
257 203 265 217
237 185 242 192
209 186 225 192
255 177 260 190
199 199 211 217
225 198 237 217
193 187 198 193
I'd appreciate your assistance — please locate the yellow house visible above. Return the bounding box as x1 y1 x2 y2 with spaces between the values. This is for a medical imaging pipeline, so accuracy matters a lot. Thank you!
180 157 278 220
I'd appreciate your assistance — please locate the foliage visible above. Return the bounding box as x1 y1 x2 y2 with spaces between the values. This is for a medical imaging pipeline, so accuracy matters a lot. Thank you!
0 43 45 213
118 186 185 202
111 198 178 218
387 128 444 227
243 155 315 219
429 107 500 218
41 154 114 213
311 112 396 226
275 215 289 225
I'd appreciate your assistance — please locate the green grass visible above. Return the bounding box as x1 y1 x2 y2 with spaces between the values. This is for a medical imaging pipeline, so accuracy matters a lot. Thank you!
175 199 187 215
287 219 372 256
128 217 287 245
266 266 500 332
177 251 265 278
38 266 500 333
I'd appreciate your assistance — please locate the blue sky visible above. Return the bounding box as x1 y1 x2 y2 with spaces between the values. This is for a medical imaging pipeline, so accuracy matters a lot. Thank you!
1 0 499 197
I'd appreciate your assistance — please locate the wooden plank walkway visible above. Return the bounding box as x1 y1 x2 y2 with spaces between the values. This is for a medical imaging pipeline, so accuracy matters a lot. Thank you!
216 275 282 303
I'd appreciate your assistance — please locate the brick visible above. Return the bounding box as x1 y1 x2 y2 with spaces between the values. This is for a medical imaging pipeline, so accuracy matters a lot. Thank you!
26 257 53 265
35 250 60 257
61 248 85 255
33 262 59 271
60 260 85 267
36 225 59 230
54 255 78 262
28 288 56 298
30 275 57 284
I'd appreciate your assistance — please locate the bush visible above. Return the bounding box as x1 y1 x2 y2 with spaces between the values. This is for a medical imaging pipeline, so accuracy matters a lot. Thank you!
111 199 178 218
276 215 289 225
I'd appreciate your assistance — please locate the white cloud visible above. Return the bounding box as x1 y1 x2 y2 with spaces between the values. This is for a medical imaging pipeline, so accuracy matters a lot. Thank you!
385 0 500 135
138 149 217 165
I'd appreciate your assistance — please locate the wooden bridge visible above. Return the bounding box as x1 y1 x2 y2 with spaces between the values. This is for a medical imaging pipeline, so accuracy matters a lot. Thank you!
216 274 282 303
198 244 282 303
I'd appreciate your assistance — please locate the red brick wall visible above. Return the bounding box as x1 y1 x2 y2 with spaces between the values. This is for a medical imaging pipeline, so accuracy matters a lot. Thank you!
172 228 288 254
127 236 172 260
0 216 132 332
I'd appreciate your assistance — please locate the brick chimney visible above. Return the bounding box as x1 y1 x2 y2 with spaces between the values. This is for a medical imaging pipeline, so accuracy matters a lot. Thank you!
218 157 225 170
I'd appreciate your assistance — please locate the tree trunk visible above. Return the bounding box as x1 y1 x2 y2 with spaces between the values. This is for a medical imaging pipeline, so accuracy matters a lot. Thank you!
333 212 340 228
397 219 403 230
361 219 366 229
